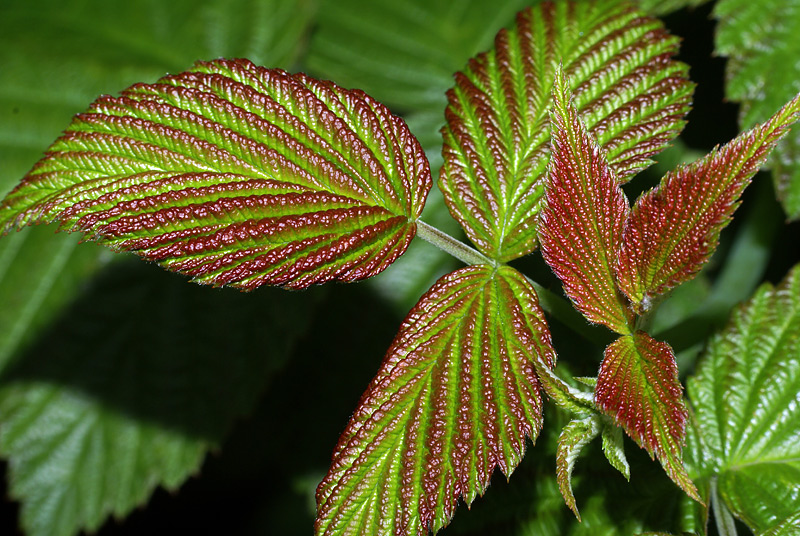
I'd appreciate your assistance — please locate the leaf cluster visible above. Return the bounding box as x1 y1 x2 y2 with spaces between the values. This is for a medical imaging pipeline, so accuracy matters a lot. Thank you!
1 1 800 536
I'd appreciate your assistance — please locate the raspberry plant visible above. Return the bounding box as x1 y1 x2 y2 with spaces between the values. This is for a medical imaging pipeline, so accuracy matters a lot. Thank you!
1 1 800 535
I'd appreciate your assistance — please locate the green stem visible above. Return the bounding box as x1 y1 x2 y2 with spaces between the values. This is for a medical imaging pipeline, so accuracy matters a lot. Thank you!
711 477 738 536
415 220 495 267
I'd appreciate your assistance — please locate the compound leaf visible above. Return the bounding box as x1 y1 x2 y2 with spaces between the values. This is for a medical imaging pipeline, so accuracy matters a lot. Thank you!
714 0 800 219
596 332 700 502
687 264 800 533
539 69 633 334
0 59 431 290
315 264 555 536
616 92 800 312
440 0 691 261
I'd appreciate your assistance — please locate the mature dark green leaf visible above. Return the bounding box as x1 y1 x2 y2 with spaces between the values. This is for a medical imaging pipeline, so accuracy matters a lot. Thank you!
0 262 321 536
714 0 800 219
0 59 431 290
440 0 692 261
316 265 555 536
687 263 800 533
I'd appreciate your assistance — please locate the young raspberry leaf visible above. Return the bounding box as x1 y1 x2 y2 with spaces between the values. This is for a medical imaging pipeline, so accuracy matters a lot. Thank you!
539 69 633 334
315 264 556 536
616 92 800 312
556 415 601 520
440 0 691 262
596 332 700 502
0 59 431 290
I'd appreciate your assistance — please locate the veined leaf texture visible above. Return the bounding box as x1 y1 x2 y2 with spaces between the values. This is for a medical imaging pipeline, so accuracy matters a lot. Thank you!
315 265 556 535
439 0 692 262
0 59 431 290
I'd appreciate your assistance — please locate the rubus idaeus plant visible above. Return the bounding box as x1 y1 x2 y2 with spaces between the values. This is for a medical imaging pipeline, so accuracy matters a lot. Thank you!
2 0 800 535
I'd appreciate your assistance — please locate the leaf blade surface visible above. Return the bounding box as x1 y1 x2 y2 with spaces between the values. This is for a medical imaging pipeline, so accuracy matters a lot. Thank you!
616 92 800 311
315 265 555 536
596 332 699 501
687 264 800 532
0 59 431 290
440 0 692 261
539 69 632 333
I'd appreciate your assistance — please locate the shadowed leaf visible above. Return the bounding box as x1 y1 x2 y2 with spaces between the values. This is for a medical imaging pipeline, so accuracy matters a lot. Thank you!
714 0 800 219
616 92 800 312
539 69 633 334
596 332 700 502
440 0 691 261
0 59 431 290
315 265 555 536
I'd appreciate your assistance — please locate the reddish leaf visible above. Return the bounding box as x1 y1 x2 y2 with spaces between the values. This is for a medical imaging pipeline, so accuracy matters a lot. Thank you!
595 331 700 501
616 92 800 312
0 59 431 290
539 69 633 334
439 0 692 261
315 265 555 536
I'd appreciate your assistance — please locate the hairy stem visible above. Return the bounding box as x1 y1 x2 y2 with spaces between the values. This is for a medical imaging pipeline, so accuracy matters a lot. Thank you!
711 477 738 536
415 220 495 266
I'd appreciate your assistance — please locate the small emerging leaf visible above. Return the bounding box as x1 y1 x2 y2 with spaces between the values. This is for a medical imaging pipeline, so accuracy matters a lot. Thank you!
440 0 692 261
539 69 633 334
601 420 631 480
0 59 431 290
596 332 700 502
556 415 601 520
616 92 800 312
315 265 556 536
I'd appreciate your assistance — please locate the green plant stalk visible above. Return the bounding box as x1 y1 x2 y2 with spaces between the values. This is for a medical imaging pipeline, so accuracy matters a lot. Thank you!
711 477 738 536
415 219 496 266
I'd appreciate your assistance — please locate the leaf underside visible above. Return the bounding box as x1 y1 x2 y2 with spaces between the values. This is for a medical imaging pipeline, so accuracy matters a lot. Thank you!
440 0 692 262
0 59 431 290
688 263 800 533
315 264 556 536
616 89 800 311
596 331 699 501
539 69 633 334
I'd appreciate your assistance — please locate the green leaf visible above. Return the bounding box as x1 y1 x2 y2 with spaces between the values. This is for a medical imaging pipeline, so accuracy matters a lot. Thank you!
0 0 314 366
315 264 556 536
0 59 432 290
636 0 711 16
439 0 692 261
308 0 527 114
0 262 322 536
687 263 800 533
539 68 633 334
596 332 700 502
615 92 800 313
762 512 800 536
556 415 601 520
714 0 800 219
